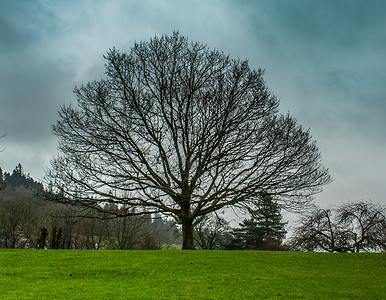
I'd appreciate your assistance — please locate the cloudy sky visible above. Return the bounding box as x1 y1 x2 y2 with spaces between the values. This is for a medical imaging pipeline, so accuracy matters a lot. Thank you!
1 0 385 211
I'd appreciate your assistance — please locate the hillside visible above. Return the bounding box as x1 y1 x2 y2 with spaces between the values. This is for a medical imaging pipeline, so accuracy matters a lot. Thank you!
0 250 384 299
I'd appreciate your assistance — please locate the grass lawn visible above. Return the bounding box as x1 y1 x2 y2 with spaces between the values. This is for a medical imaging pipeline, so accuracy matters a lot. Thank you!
0 249 385 299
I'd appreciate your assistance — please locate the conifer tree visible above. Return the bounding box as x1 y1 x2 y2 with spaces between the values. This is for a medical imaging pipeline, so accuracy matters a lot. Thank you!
228 194 287 250
1 164 43 190
251 193 287 249
37 227 49 249
227 219 264 250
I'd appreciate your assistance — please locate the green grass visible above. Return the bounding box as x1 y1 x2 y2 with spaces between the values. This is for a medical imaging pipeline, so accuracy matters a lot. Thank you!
0 250 385 299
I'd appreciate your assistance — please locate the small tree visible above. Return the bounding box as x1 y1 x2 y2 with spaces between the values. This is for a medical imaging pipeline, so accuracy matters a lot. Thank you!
291 201 385 252
102 204 156 250
37 227 48 249
337 201 385 252
250 194 287 249
227 219 263 250
75 211 108 250
227 195 287 250
44 32 332 249
50 226 63 249
0 197 35 248
291 208 353 252
194 213 229 249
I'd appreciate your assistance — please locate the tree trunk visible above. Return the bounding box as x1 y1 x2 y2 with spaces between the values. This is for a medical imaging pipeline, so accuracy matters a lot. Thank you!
182 219 195 249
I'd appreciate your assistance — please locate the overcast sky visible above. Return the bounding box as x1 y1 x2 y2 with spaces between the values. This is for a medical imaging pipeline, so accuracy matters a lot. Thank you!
1 0 385 212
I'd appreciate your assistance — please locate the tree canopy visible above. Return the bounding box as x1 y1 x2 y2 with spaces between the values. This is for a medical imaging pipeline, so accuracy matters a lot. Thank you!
44 32 332 249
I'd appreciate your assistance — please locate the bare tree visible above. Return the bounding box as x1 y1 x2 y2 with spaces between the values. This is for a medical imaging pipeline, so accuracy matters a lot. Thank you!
0 197 35 248
291 208 353 252
291 201 386 252
194 213 229 249
43 32 332 249
76 211 109 250
337 201 385 252
103 206 156 250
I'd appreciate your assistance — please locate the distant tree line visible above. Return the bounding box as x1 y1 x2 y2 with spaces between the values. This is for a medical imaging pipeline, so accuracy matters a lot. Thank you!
0 163 43 191
0 164 181 249
1 164 290 250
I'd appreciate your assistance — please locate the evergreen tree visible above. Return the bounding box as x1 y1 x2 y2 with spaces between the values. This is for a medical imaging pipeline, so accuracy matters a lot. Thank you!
1 164 43 191
50 226 63 249
227 194 287 250
251 194 287 249
227 219 264 250
13 163 23 177
37 227 49 249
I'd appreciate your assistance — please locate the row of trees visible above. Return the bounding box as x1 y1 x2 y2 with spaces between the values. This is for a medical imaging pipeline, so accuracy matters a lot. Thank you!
0 165 181 249
0 190 181 250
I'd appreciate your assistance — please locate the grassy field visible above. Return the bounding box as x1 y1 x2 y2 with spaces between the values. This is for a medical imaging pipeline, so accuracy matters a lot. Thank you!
0 250 385 299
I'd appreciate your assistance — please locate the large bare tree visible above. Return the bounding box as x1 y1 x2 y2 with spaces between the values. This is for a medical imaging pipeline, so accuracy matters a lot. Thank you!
44 32 332 249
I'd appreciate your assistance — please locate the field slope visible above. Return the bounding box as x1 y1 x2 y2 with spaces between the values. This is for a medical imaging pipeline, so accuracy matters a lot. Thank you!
0 250 385 299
